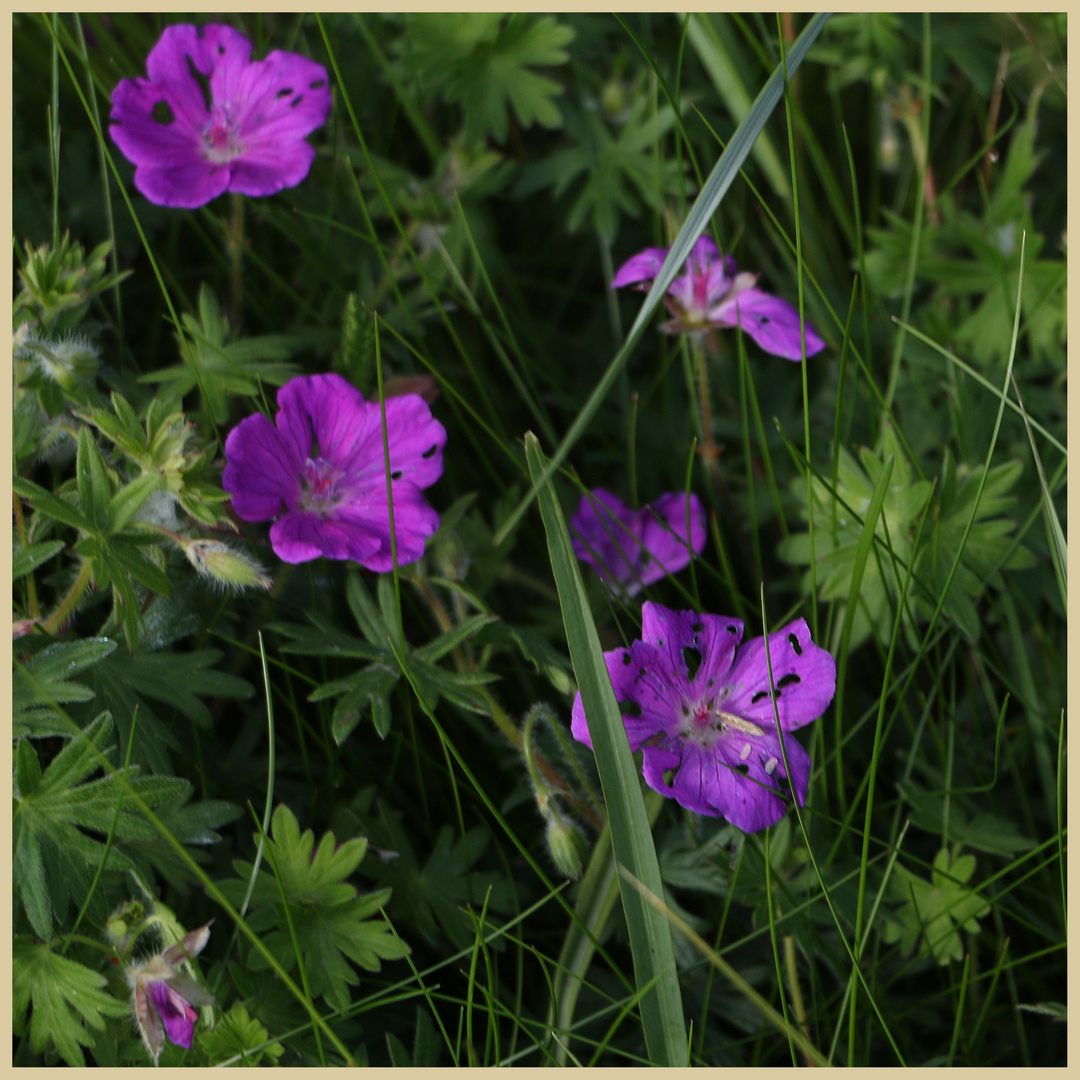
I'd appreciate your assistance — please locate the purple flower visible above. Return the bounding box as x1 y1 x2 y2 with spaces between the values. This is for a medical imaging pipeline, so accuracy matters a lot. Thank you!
223 374 446 570
612 235 825 361
570 490 706 598
571 602 836 832
127 922 214 1065
109 23 331 208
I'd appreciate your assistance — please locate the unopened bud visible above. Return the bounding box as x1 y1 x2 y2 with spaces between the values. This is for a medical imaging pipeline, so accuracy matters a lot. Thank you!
545 810 587 880
181 539 272 592
600 79 626 119
16 332 99 390
105 899 146 951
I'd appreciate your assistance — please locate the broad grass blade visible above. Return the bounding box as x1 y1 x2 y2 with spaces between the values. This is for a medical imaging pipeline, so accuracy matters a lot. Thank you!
525 433 687 1067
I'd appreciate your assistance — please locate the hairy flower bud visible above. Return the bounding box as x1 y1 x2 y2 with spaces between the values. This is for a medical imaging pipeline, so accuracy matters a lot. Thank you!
181 539 272 592
105 899 146 952
545 810 587 881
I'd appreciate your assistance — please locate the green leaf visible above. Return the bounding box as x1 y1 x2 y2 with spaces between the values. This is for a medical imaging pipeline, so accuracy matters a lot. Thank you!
412 613 500 663
14 637 117 737
883 847 991 965
13 475 95 533
76 426 111 533
221 804 410 1014
13 540 66 579
105 538 172 596
78 642 252 772
386 1007 440 1067
356 798 513 951
297 575 497 740
401 14 574 144
516 97 685 242
914 455 1035 637
106 472 163 535
140 285 300 424
198 1001 285 1067
525 432 686 1067
13 713 209 935
1017 1001 1067 1022
778 427 936 652
13 938 130 1066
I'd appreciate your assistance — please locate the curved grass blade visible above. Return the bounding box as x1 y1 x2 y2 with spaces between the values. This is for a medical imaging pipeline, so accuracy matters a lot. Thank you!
494 13 830 546
525 432 686 1066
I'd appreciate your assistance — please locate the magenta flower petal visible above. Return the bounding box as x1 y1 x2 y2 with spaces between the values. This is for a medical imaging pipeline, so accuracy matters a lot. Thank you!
721 618 837 727
147 979 198 1050
223 374 445 570
571 601 836 832
269 507 382 565
569 490 639 589
686 235 720 272
570 489 705 597
611 247 670 289
109 22 331 208
223 412 303 521
712 288 826 360
637 492 706 589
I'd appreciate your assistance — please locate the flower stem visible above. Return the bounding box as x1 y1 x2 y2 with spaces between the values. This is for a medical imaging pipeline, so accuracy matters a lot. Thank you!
41 557 94 635
691 335 729 499
228 192 245 327
13 491 39 619
784 931 816 1067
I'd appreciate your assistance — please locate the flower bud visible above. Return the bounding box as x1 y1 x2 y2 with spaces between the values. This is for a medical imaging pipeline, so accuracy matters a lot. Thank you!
545 810 587 880
600 79 627 119
105 899 146 951
181 539 272 592
15 332 99 390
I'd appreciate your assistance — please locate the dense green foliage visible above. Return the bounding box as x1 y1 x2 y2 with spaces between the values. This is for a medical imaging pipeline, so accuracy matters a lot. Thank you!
13 12 1066 1067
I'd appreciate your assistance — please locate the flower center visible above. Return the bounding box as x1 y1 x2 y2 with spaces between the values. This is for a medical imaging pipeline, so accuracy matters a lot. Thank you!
299 456 342 514
682 700 763 749
201 106 243 163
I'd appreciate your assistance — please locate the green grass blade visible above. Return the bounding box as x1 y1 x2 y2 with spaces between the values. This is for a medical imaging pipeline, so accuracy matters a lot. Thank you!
1010 373 1066 609
891 318 1066 458
525 432 687 1067
685 13 792 202
619 865 829 1067
494 12 830 547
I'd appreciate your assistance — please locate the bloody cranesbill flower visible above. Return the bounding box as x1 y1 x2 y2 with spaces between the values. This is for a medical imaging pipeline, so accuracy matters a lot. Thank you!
126 921 214 1066
612 235 825 361
109 23 331 208
572 602 836 832
570 489 706 598
223 373 446 570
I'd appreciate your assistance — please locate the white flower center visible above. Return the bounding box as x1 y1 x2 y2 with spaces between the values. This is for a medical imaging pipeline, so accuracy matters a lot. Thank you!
201 105 244 163
681 700 764 750
299 456 342 514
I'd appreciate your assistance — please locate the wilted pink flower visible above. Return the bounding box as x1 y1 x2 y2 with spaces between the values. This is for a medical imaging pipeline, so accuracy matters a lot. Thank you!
109 23 331 208
613 235 825 361
126 921 214 1065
